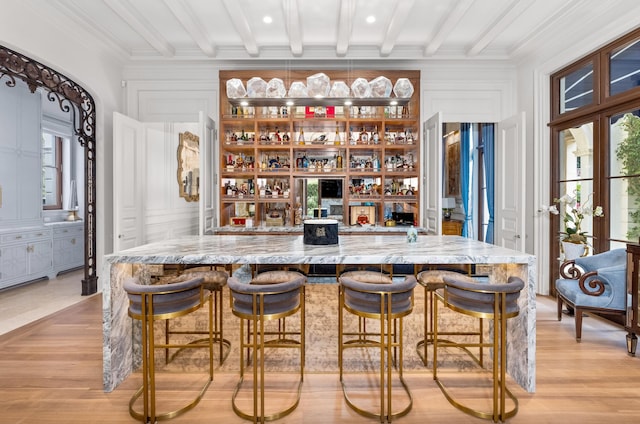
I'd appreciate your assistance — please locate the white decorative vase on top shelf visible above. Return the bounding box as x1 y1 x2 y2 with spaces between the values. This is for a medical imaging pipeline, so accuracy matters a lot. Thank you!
561 241 587 261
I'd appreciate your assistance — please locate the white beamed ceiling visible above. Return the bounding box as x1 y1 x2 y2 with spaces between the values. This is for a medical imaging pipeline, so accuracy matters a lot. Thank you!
37 0 640 62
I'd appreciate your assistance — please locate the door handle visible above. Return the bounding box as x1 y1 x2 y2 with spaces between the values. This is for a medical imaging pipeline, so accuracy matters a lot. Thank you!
515 234 521 239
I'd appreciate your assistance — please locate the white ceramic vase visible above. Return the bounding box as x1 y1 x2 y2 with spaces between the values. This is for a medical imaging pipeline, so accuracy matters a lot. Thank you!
562 241 587 260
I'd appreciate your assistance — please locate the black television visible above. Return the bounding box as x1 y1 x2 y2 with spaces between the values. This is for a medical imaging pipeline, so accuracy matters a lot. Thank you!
320 179 343 198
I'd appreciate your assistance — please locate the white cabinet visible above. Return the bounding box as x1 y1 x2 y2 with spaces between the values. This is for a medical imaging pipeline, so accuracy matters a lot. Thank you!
0 82 42 228
0 227 53 290
52 223 84 274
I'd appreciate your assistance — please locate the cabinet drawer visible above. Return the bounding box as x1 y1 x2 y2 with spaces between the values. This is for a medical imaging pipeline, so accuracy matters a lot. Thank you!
1 228 51 244
53 225 84 238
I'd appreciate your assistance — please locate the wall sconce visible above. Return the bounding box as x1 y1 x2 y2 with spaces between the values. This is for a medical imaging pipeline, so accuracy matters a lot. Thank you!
442 197 456 220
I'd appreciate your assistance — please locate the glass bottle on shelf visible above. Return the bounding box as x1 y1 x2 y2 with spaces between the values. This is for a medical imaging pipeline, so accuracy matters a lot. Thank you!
372 125 380 144
334 123 342 145
349 126 356 145
298 128 305 145
372 153 380 170
259 129 268 143
274 126 282 143
261 154 268 170
295 197 303 225
336 150 343 170
359 126 369 144
406 128 415 144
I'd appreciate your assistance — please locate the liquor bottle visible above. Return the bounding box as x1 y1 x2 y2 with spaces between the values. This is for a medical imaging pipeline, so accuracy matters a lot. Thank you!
298 128 305 145
372 153 380 170
406 128 414 144
336 150 343 169
359 126 369 144
349 127 356 145
371 125 380 144
240 129 247 142
261 154 268 170
333 123 342 145
274 126 282 143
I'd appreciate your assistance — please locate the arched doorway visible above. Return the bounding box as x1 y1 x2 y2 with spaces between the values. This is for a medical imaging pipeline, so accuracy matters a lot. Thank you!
0 45 97 294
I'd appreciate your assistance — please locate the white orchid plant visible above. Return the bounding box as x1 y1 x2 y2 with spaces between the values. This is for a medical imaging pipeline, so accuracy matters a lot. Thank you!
540 191 604 244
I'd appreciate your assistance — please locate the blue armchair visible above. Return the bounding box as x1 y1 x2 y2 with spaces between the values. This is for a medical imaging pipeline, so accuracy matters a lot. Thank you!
555 248 627 341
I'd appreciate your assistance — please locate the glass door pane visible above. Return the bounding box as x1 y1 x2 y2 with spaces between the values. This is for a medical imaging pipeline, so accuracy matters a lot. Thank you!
610 109 640 242
557 124 597 244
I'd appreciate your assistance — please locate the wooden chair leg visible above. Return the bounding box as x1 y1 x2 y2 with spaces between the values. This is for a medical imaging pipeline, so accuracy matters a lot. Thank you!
557 297 563 321
575 308 583 341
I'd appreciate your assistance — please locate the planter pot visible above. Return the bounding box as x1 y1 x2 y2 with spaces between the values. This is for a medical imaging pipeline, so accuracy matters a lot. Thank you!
561 241 587 260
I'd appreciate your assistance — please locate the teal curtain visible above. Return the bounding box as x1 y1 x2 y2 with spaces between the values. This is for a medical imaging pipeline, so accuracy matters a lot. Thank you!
460 124 474 238
482 124 495 243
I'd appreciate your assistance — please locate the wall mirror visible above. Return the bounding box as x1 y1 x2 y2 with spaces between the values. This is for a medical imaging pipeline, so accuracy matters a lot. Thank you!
177 131 200 202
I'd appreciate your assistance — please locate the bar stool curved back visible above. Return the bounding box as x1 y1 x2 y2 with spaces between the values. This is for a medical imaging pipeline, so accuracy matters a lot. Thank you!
228 271 306 423
123 276 214 423
416 269 478 366
433 275 525 422
339 274 417 422
163 269 231 365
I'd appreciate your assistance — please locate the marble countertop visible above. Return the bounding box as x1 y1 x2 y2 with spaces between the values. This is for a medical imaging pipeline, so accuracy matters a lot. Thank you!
106 234 534 266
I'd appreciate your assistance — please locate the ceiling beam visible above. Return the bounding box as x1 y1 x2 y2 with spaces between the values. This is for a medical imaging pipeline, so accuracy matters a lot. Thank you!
424 0 475 56
104 0 175 57
282 0 303 57
336 0 355 57
221 0 259 57
163 0 215 57
380 0 415 57
51 0 130 59
466 0 534 56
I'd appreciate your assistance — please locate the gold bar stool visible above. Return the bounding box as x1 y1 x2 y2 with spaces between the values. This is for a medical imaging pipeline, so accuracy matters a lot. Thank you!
228 271 306 423
433 275 525 422
415 269 479 366
123 276 214 423
339 274 417 423
163 269 231 365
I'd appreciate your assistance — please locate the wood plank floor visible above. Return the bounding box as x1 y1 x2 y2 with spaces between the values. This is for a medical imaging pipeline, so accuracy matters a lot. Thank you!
1 292 639 423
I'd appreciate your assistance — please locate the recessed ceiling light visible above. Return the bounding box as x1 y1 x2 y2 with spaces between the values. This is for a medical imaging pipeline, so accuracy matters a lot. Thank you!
366 15 376 24
263 16 273 24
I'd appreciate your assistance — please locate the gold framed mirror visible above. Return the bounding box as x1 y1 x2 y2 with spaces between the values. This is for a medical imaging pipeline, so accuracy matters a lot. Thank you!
177 131 200 202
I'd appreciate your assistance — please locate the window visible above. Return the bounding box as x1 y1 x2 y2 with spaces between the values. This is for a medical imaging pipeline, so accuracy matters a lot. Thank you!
609 37 640 97
42 132 62 209
550 27 640 290
610 109 640 245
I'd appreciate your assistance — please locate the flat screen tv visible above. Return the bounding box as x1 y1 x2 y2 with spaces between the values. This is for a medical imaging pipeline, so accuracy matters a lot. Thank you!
320 179 342 198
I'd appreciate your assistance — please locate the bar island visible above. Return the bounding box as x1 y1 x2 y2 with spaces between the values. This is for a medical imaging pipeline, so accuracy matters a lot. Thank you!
102 234 536 393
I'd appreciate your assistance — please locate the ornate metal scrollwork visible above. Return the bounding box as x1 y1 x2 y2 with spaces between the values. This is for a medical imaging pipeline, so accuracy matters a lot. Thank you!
0 45 98 295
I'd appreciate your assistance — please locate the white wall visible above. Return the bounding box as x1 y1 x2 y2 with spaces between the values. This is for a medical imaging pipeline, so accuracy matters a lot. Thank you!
0 2 123 289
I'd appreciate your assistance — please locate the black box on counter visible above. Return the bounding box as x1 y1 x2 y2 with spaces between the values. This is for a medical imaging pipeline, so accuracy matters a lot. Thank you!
303 219 339 245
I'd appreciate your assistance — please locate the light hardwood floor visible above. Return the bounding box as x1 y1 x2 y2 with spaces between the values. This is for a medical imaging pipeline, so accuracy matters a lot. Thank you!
0 283 639 423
